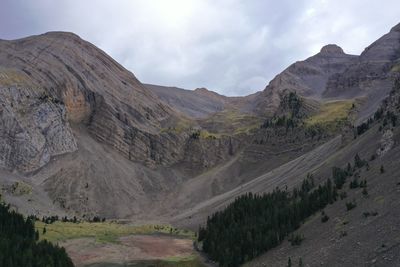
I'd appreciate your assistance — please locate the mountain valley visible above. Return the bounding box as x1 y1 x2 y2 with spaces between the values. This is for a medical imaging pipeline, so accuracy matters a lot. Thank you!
1 22 400 267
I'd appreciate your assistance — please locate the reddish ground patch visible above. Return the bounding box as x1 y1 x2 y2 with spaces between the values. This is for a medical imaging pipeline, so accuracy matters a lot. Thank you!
120 235 193 258
61 235 194 267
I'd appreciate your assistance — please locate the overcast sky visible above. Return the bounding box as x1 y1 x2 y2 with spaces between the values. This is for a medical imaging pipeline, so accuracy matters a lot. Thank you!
1 0 399 96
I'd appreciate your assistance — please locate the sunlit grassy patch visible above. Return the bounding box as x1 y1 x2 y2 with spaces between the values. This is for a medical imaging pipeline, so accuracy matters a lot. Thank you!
35 221 195 243
162 255 205 267
0 68 32 86
201 109 262 135
304 100 354 133
374 195 385 204
306 100 354 126
160 117 195 134
198 130 220 139
9 181 32 196
391 63 400 73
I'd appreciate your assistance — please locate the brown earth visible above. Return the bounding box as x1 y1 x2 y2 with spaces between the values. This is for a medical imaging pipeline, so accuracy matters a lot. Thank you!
62 235 194 267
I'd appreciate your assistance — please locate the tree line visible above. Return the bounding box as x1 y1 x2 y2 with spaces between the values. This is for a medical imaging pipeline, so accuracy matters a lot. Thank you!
198 152 372 267
198 174 337 267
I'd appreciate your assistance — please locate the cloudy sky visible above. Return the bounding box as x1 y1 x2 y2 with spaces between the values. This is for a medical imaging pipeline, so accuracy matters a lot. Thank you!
1 0 399 96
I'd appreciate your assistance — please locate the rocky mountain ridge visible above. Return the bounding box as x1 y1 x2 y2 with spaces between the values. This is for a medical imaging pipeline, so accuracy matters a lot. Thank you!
0 23 399 228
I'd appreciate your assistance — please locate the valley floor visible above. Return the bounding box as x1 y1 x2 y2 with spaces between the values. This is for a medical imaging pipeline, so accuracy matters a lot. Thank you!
35 221 206 267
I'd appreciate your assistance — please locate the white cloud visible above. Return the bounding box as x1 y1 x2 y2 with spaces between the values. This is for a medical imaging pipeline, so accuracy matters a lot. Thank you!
0 0 399 96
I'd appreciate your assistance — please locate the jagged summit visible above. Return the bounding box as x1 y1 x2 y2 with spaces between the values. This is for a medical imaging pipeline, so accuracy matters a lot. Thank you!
320 44 345 54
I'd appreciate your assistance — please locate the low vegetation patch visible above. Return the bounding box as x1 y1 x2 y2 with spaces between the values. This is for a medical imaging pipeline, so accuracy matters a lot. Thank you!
201 109 262 135
321 211 329 223
345 200 357 211
36 221 195 243
391 63 400 73
289 233 304 246
0 68 32 87
8 181 32 196
363 211 378 218
305 100 353 130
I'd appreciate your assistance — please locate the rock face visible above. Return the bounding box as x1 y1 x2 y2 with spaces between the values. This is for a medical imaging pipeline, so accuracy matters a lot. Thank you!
323 24 400 121
0 32 187 172
324 25 400 98
0 69 77 172
253 44 357 116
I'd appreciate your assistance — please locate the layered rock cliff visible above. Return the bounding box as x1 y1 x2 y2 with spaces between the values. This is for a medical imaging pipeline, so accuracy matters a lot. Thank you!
0 32 187 172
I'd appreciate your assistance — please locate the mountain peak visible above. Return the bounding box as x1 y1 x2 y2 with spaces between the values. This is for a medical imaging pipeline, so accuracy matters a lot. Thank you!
320 44 344 54
194 87 210 93
390 22 400 32
39 31 83 41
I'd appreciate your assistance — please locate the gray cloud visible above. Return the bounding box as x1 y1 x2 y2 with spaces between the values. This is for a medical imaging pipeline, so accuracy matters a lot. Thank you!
0 0 399 96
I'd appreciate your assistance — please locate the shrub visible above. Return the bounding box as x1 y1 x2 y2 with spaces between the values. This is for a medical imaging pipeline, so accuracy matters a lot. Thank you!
354 153 367 169
332 167 348 189
349 179 359 189
362 187 368 196
190 131 200 139
346 201 357 211
363 211 378 217
321 211 329 223
289 234 304 246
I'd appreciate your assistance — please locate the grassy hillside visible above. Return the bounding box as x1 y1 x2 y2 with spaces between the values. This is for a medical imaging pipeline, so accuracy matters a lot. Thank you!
303 100 354 134
199 109 262 135
305 100 354 126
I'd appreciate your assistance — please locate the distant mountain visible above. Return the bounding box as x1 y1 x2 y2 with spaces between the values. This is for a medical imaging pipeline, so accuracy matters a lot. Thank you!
145 84 257 118
144 84 228 118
